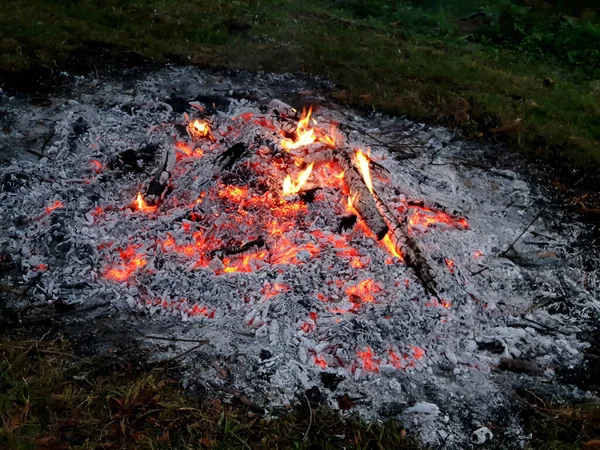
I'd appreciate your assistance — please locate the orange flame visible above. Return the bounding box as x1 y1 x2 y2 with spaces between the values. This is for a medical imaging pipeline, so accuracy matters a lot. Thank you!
190 120 211 139
134 193 157 213
381 234 403 261
282 162 314 196
408 208 469 230
355 149 373 194
281 107 316 150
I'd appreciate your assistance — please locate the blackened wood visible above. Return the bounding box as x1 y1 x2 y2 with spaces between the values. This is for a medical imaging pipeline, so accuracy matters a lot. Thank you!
214 143 248 172
145 146 176 205
210 237 266 258
109 144 158 173
337 215 357 234
372 190 439 296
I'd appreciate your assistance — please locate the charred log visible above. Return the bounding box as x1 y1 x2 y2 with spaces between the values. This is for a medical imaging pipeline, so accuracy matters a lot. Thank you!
337 215 358 234
268 99 301 134
303 149 388 240
372 190 439 296
109 144 159 173
214 143 249 172
210 237 267 259
145 146 176 205
298 187 321 203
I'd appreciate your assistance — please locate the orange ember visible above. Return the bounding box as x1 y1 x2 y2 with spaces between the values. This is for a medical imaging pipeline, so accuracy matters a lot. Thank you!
45 200 64 214
357 347 380 372
445 257 455 273
411 346 425 360
314 355 327 368
282 162 314 197
473 250 484 258
346 279 382 305
90 160 103 172
408 208 469 230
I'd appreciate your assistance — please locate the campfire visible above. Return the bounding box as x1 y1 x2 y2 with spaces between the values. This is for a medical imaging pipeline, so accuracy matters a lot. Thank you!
1 67 596 448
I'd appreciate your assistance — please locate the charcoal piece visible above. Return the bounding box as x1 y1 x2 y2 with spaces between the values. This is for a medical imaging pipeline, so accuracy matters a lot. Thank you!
146 178 165 199
165 95 191 113
210 238 266 259
259 349 272 360
478 340 504 353
194 94 231 113
304 386 322 404
214 143 248 172
379 402 406 417
337 215 357 234
71 117 89 136
320 372 343 391
499 358 543 374
174 123 188 138
299 187 320 203
109 144 158 172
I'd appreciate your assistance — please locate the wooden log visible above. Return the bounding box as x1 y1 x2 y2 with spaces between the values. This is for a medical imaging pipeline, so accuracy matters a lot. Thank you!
145 146 176 205
372 190 439 296
268 99 300 134
303 149 388 240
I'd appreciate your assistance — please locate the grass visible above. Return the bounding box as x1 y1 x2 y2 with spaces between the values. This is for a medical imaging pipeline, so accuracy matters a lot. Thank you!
1 331 599 449
0 331 420 449
0 0 599 188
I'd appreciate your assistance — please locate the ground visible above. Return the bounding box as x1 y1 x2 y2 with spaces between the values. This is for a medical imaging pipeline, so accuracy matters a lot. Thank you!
0 0 599 448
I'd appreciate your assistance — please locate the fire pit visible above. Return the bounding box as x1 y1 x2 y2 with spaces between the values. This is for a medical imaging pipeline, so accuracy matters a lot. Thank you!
1 67 598 448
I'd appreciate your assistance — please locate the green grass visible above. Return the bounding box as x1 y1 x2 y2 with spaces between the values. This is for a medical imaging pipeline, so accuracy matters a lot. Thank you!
0 0 599 180
0 332 420 449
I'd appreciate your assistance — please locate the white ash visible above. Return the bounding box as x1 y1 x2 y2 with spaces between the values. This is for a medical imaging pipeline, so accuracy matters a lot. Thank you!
0 66 598 449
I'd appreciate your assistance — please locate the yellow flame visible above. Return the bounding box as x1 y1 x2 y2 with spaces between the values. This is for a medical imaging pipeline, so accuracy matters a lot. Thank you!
282 162 314 196
356 150 373 194
281 107 316 150
136 193 144 210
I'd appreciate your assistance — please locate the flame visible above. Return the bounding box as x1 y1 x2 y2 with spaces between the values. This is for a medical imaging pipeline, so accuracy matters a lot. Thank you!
134 193 157 213
355 149 373 194
357 347 380 372
281 107 316 150
45 200 64 214
189 120 211 139
282 162 314 196
381 234 403 261
218 185 249 203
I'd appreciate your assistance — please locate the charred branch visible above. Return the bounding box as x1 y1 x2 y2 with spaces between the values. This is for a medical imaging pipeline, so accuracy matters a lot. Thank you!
145 146 176 205
210 237 267 259
214 143 249 172
109 144 159 173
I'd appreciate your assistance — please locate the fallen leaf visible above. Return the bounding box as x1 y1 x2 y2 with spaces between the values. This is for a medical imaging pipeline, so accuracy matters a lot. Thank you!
337 394 355 410
490 118 522 133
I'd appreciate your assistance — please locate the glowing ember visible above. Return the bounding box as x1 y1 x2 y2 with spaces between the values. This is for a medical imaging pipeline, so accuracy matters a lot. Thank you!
355 149 373 194
134 193 157 213
189 120 211 139
45 200 64 214
282 162 314 197
346 279 382 306
36 263 48 271
473 250 484 258
411 346 425 360
90 159 103 172
314 355 327 368
281 107 316 150
445 257 456 273
357 346 380 372
408 208 469 230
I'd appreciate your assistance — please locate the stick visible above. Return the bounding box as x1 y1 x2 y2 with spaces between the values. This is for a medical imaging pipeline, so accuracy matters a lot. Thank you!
500 206 548 257
302 393 313 442
207 381 262 412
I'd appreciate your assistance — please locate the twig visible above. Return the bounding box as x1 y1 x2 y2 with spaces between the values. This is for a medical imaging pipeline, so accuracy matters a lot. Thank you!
302 393 313 442
144 334 210 343
25 148 51 159
470 267 489 276
207 380 262 412
157 341 209 365
500 206 548 257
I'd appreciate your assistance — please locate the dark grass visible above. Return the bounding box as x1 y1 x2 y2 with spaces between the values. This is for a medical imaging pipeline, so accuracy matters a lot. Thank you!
1 331 599 449
0 331 421 449
0 0 599 188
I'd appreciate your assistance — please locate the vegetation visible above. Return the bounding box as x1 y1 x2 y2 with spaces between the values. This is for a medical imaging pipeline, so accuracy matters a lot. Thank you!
0 0 599 184
0 332 419 449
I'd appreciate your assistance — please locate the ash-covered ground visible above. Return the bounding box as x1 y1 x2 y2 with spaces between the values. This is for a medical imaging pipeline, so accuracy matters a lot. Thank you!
1 66 598 449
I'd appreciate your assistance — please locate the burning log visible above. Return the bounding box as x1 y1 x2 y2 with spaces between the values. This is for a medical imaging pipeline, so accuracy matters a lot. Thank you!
145 146 176 205
303 149 389 241
372 189 439 296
